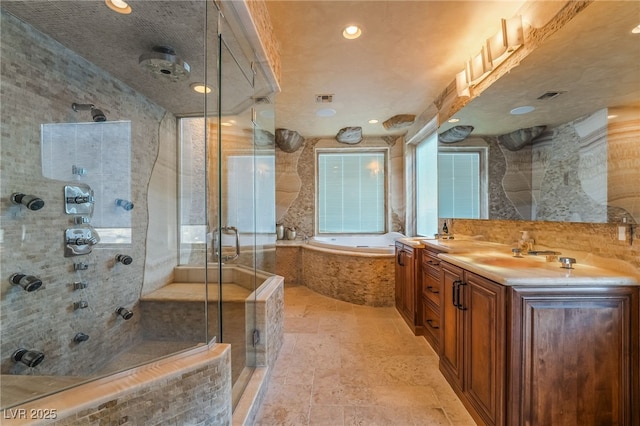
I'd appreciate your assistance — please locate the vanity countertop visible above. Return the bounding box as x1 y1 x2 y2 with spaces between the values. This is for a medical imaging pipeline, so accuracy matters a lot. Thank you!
421 237 506 253
438 250 638 286
395 237 426 248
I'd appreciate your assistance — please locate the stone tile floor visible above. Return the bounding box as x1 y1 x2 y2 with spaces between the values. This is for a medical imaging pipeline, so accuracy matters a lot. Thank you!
254 284 476 425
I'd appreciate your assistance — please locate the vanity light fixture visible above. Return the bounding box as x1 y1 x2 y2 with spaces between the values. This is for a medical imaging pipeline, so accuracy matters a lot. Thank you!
105 0 131 14
190 83 212 94
342 25 362 40
455 15 524 97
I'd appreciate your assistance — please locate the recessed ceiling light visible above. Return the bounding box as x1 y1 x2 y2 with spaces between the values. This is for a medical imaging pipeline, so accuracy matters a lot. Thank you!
343 25 362 40
448 118 460 123
190 83 212 94
632 24 640 34
316 108 336 117
105 0 131 14
368 119 379 124
510 106 535 115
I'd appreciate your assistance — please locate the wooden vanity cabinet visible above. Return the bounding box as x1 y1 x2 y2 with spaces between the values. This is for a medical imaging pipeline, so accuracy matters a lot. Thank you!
509 285 639 426
439 260 639 426
440 261 506 426
420 249 442 351
394 241 422 333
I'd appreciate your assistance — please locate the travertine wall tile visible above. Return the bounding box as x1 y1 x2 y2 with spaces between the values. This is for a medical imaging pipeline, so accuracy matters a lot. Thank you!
1 10 173 377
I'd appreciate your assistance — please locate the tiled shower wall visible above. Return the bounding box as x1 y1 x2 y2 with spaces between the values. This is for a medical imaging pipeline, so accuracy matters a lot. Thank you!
0 10 178 376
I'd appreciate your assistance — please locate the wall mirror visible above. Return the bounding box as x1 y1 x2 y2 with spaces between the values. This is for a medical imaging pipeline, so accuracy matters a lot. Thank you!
437 1 640 224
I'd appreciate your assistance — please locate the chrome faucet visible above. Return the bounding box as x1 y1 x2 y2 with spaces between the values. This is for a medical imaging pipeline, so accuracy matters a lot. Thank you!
528 250 562 262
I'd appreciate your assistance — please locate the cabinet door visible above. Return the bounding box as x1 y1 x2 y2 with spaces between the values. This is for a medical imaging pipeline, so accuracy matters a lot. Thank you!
509 286 639 426
464 272 505 426
402 248 415 322
439 262 465 390
394 245 403 309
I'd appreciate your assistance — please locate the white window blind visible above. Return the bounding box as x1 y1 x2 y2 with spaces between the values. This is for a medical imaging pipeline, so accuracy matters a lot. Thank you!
226 155 275 233
317 151 386 233
438 152 480 218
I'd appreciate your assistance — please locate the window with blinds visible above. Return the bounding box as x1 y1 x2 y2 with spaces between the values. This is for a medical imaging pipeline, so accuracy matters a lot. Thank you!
317 150 386 233
438 152 480 218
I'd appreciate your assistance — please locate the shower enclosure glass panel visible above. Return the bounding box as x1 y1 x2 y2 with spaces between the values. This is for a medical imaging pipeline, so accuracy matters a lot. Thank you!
0 0 213 410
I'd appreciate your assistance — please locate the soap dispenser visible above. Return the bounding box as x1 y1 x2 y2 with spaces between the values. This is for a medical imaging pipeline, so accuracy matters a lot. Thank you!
442 221 449 235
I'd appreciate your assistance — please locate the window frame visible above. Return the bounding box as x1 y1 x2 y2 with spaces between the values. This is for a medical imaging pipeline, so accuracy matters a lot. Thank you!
315 147 390 235
438 145 489 219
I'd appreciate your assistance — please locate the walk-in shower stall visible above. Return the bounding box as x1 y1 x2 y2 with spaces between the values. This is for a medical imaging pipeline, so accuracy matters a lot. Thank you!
0 0 277 412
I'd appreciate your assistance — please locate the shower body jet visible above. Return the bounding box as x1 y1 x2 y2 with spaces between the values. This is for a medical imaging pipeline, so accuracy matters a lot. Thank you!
11 193 45 210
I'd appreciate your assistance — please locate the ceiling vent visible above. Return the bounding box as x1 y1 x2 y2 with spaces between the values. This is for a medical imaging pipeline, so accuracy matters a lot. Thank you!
537 91 565 101
315 94 333 103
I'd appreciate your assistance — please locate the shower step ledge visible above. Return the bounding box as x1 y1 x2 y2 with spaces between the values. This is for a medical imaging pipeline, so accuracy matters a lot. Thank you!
3 343 229 425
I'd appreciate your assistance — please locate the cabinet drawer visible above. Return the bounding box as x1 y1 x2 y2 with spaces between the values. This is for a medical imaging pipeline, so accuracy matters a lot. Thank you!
423 274 440 306
421 297 440 351
422 250 441 278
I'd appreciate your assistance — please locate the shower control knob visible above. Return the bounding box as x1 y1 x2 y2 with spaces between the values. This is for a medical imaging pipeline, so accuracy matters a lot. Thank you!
72 282 88 290
73 301 89 310
115 254 133 265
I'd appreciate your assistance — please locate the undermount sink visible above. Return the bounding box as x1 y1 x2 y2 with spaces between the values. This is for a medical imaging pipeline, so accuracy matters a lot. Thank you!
476 256 545 268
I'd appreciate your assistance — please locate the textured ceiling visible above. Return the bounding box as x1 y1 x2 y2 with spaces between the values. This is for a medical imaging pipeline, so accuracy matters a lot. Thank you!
2 1 639 138
265 0 528 137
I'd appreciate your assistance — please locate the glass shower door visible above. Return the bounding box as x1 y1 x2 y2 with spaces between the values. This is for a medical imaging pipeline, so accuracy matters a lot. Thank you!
212 22 260 404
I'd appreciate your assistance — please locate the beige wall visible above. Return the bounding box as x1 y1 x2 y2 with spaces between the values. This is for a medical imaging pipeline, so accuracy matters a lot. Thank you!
275 135 404 237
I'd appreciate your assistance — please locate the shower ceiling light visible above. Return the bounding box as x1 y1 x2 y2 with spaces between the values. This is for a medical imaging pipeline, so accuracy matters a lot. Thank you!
190 83 212 94
105 0 131 14
343 25 362 39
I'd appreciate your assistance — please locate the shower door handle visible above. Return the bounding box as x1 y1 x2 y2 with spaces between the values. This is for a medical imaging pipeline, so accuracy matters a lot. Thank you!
212 226 240 262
